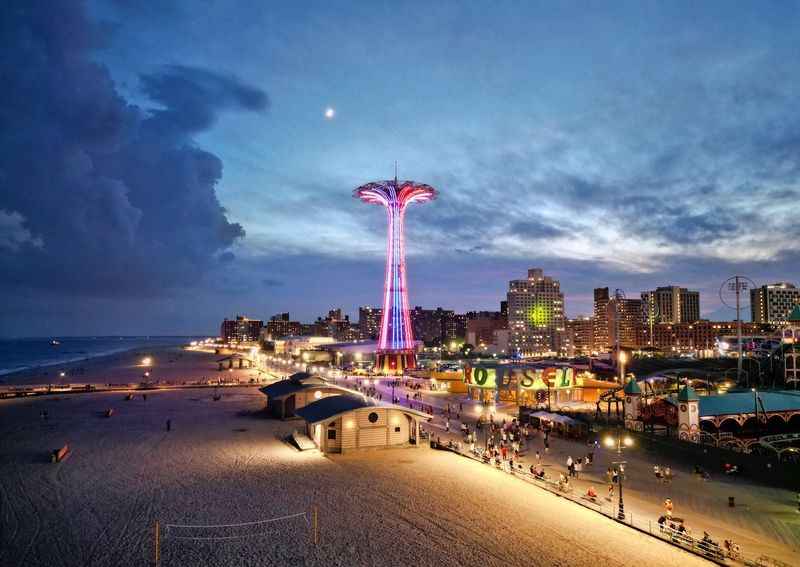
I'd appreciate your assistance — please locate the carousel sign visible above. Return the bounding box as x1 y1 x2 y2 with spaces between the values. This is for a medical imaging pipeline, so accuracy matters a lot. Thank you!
464 365 575 391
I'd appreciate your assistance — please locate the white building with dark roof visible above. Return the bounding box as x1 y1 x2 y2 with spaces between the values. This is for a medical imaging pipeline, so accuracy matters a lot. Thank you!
295 394 431 454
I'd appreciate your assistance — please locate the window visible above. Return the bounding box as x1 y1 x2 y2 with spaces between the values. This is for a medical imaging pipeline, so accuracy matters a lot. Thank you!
327 429 336 440
394 426 401 433
368 412 379 423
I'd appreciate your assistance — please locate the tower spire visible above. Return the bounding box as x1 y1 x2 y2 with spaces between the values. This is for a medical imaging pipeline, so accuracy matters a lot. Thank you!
394 161 398 186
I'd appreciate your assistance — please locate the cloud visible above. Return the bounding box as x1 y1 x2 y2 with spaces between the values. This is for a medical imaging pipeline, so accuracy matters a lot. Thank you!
0 0 266 298
0 210 43 252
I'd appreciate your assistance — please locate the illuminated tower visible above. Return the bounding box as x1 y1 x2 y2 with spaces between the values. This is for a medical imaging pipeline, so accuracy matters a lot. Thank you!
354 176 437 374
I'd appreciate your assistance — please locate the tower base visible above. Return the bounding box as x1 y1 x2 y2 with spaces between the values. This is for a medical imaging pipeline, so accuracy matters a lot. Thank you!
375 351 416 375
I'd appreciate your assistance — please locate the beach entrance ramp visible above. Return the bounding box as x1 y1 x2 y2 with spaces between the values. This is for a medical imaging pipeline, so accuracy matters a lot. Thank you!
291 429 316 451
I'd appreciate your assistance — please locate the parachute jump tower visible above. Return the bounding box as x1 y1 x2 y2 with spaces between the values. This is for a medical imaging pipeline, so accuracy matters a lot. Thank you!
354 175 437 375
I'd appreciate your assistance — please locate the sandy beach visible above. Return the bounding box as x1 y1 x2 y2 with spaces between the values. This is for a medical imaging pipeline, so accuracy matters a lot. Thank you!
0 347 263 388
0 386 715 567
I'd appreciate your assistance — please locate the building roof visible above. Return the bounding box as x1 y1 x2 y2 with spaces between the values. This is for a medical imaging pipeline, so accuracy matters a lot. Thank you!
259 373 331 399
623 378 642 395
677 384 699 402
666 390 800 416
698 391 800 416
295 394 432 425
316 340 380 353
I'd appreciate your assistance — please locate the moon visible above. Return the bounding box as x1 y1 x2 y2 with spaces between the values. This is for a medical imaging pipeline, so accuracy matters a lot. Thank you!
324 107 335 120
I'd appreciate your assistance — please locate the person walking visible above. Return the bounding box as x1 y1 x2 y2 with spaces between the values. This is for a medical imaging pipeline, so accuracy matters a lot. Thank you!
535 450 541 463
664 498 674 518
166 418 172 432
566 455 574 477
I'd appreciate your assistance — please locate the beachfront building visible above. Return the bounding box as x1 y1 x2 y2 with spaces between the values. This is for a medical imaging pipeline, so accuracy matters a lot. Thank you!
295 394 431 453
220 315 263 343
259 372 347 419
273 336 336 356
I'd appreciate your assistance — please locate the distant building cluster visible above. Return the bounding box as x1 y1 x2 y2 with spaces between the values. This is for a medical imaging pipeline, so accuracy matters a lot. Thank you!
219 269 799 360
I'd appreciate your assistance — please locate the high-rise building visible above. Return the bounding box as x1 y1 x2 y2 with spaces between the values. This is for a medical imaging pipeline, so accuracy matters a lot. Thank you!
466 314 508 349
606 294 645 349
220 315 263 343
565 316 594 357
593 287 610 352
410 307 444 344
409 307 467 345
641 286 700 324
500 301 508 318
443 311 467 342
358 306 382 340
507 268 565 356
264 313 301 339
751 282 800 325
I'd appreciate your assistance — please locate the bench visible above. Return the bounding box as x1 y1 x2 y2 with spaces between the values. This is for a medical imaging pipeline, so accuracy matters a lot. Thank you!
51 444 70 463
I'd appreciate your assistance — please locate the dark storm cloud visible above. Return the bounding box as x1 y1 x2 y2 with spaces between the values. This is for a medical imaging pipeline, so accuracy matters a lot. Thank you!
0 1 267 299
141 65 269 133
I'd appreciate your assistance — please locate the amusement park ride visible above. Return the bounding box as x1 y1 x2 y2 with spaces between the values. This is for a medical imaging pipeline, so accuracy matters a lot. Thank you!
354 171 437 375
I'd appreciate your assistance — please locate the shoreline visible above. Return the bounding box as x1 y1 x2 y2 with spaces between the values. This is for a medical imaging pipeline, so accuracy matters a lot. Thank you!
0 345 266 387
0 345 155 377
0 337 201 378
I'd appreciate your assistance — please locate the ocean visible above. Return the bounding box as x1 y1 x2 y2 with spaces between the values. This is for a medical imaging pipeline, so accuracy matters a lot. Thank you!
0 337 201 376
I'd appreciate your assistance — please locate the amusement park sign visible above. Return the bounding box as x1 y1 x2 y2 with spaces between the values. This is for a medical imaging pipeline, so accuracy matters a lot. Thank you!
464 365 575 390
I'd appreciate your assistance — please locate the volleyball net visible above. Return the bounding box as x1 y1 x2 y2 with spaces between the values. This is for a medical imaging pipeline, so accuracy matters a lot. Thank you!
162 510 311 542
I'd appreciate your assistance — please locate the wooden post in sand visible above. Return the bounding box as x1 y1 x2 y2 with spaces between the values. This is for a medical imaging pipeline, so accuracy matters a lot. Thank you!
154 520 160 566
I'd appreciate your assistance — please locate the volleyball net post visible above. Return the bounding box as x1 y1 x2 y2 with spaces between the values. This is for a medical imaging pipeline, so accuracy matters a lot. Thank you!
154 519 160 567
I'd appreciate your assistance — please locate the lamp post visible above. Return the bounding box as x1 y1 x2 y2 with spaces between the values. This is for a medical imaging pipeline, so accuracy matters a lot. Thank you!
604 432 634 521
618 351 627 384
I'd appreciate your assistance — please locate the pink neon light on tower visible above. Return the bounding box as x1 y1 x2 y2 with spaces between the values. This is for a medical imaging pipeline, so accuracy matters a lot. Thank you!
354 176 437 374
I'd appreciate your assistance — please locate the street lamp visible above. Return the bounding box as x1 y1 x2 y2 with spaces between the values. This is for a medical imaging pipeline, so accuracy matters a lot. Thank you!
604 432 634 521
618 351 627 383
